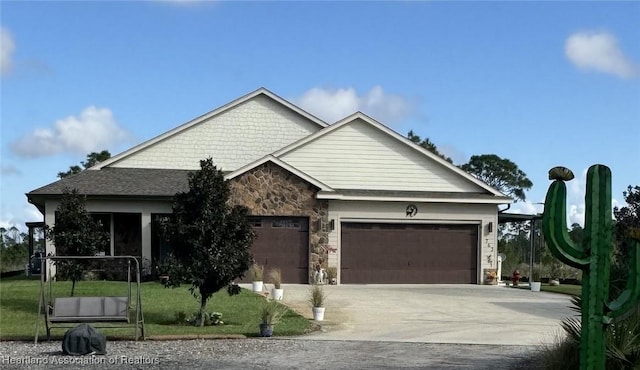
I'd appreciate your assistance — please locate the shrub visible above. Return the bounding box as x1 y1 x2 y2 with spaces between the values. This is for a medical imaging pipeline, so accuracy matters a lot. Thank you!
540 331 581 370
174 310 224 326
540 296 640 369
0 242 28 273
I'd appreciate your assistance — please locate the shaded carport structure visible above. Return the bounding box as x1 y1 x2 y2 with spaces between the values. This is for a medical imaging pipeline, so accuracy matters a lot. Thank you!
497 211 543 280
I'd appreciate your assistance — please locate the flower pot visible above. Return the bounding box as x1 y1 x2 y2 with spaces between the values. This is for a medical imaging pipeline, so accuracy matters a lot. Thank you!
312 306 325 321
271 288 284 301
485 277 497 285
530 282 541 292
252 281 263 293
259 323 273 337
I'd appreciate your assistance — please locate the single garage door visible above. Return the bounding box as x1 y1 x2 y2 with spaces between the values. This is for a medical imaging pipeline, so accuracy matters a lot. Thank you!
248 216 309 283
341 223 478 284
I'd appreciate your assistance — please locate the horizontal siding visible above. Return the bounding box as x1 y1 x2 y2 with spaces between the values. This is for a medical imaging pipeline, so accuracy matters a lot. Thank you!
111 96 320 171
281 119 483 192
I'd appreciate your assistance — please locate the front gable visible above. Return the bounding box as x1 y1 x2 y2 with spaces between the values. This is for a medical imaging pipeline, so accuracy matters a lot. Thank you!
225 155 333 192
98 89 327 171
277 114 501 196
228 160 325 218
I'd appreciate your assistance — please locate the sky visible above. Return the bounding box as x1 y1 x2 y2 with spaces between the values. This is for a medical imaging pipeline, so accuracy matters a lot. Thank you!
1 1 639 232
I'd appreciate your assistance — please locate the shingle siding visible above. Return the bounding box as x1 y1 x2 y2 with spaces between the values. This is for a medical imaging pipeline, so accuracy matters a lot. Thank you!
109 96 321 171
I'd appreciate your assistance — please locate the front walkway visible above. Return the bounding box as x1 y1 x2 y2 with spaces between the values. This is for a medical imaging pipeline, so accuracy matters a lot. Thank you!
273 284 574 345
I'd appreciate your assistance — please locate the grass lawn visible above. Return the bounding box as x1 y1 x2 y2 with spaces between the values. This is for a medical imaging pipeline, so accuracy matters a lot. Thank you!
541 284 582 297
513 283 582 297
0 275 315 340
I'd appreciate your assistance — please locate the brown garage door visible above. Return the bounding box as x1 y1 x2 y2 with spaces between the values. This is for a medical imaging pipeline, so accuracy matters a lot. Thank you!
341 223 478 284
249 216 309 283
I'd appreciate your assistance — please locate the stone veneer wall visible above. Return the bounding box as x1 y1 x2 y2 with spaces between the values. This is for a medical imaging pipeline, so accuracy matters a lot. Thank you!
228 162 329 283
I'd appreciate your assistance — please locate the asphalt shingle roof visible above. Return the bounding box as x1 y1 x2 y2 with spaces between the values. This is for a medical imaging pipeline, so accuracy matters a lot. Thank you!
28 168 192 197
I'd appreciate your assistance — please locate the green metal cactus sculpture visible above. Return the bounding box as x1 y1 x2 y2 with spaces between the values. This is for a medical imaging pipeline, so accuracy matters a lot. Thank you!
542 164 640 370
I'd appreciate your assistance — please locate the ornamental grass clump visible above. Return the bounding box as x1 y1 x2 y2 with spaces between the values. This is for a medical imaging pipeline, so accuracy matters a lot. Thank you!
326 267 337 284
269 268 282 289
248 263 264 282
260 300 287 326
309 284 326 308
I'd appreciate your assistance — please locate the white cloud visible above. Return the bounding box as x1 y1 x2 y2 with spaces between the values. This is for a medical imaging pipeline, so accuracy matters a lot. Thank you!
509 167 619 227
0 206 42 234
1 27 16 76
438 144 467 165
563 168 588 226
1 164 21 176
565 31 638 79
509 201 545 216
564 168 619 227
1 213 24 233
24 206 44 223
295 86 415 124
11 106 133 158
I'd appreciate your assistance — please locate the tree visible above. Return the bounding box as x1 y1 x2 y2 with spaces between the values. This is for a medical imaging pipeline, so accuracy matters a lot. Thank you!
612 185 640 294
159 158 255 326
460 154 533 202
614 185 640 243
0 226 29 273
58 150 111 179
2 226 22 246
568 223 584 245
47 188 109 296
407 130 453 163
498 222 531 277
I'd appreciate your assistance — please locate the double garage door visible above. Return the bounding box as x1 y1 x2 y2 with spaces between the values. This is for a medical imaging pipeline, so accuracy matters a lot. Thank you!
341 222 479 284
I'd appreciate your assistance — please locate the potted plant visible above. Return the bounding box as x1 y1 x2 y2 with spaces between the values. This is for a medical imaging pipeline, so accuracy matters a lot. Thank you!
269 268 284 300
248 263 264 293
484 269 498 285
326 267 338 285
530 269 541 292
309 284 326 321
259 300 287 337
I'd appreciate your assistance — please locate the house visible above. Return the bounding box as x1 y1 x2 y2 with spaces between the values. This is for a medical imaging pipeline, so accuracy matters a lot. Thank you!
27 88 512 284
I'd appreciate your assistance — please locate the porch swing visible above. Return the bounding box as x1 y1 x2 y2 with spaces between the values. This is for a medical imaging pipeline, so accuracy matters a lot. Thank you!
35 255 145 343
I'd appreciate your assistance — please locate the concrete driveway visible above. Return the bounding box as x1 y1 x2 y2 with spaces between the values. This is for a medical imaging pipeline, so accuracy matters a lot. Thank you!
276 284 575 345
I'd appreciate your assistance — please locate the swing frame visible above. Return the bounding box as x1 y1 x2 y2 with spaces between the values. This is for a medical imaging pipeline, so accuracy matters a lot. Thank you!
35 255 145 343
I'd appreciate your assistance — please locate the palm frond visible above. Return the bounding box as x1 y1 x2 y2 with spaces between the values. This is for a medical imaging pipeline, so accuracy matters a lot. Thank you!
561 317 582 343
569 295 582 315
